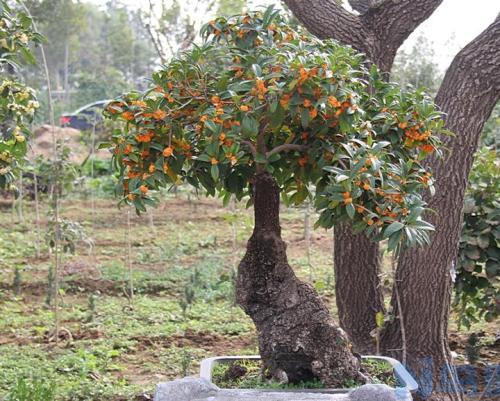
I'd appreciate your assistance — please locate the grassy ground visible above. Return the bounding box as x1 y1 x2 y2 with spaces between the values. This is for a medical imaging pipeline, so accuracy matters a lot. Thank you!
0 191 497 400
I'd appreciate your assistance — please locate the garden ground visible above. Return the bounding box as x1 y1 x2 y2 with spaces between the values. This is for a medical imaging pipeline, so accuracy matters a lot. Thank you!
0 192 497 400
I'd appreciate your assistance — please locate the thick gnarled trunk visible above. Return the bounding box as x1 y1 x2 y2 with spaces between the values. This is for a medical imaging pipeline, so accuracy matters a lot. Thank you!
236 172 363 386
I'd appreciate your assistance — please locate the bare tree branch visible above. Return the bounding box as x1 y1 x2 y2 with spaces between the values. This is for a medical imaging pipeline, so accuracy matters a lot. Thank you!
266 144 308 158
241 140 257 158
283 0 442 72
362 0 443 70
283 0 367 51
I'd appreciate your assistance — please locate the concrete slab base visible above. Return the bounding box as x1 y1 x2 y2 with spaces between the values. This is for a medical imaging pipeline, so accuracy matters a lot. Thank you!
153 378 412 401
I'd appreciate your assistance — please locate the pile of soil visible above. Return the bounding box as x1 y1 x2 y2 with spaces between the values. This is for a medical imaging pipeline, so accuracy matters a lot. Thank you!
30 125 110 164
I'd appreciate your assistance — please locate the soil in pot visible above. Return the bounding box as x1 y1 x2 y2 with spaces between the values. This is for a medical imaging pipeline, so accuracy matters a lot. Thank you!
212 358 397 390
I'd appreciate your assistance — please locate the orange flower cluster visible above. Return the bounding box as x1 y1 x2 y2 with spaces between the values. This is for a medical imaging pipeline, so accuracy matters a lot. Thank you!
419 172 432 184
163 146 174 157
328 96 341 108
135 131 154 143
405 127 431 142
152 109 167 120
131 100 147 108
280 93 291 108
298 66 317 84
420 144 434 153
225 153 238 165
342 191 353 204
254 78 268 100
122 111 134 121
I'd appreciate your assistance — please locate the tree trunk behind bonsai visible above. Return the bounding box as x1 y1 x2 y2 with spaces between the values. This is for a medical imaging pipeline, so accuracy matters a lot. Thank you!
334 224 384 355
284 4 498 400
382 17 500 401
237 172 364 387
284 0 443 356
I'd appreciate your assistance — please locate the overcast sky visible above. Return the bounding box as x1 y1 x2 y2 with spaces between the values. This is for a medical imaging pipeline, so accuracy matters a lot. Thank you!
95 0 499 71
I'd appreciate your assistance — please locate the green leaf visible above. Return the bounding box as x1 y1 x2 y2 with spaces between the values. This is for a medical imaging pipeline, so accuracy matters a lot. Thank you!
242 115 258 136
388 230 403 251
300 108 310 129
251 64 262 77
375 312 384 328
384 221 405 238
336 174 349 183
204 120 218 133
211 164 219 181
255 153 267 164
197 154 211 162
269 105 285 128
346 203 355 219
477 235 490 249
98 142 112 149
465 247 481 260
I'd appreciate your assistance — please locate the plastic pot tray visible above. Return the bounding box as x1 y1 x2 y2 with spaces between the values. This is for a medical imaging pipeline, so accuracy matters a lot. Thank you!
200 355 418 394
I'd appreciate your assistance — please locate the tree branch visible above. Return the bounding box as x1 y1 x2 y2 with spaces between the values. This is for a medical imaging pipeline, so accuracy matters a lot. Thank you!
435 14 500 151
266 144 308 158
283 0 367 52
241 140 257 158
362 0 443 70
283 0 443 73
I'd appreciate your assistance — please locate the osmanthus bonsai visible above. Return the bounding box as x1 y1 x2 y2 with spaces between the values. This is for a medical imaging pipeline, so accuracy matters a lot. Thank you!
104 8 444 387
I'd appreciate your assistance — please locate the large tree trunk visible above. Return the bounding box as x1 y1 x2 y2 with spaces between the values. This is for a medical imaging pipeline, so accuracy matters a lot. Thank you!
381 16 500 401
283 7 499 401
334 224 384 355
284 0 442 354
236 172 364 386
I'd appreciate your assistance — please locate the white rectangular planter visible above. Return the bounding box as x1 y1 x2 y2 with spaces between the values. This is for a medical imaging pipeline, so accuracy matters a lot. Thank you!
200 355 418 394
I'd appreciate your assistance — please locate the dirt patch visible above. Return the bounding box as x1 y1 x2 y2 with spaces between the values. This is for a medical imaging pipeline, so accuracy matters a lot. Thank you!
0 334 34 346
449 331 500 363
0 278 121 297
457 364 499 401
131 329 256 355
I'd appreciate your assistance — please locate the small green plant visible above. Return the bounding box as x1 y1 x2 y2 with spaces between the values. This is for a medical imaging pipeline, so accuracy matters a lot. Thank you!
465 333 481 365
46 264 54 306
179 283 196 319
85 294 98 323
178 266 203 318
180 349 192 376
5 377 56 401
45 217 93 255
12 266 22 295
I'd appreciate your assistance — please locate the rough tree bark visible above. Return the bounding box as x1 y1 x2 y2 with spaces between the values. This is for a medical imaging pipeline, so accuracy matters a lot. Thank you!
284 0 443 354
333 224 384 355
284 0 443 72
381 16 500 401
284 2 499 400
236 172 365 386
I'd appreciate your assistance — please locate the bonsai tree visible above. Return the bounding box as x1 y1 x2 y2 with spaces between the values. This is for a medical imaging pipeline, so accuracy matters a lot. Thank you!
0 0 42 189
105 8 443 386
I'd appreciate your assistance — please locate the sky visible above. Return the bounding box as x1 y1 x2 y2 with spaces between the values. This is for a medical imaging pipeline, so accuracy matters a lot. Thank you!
92 0 499 71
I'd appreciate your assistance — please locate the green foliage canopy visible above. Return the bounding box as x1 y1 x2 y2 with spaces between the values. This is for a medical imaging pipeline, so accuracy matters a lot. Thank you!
105 8 445 249
454 146 499 328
